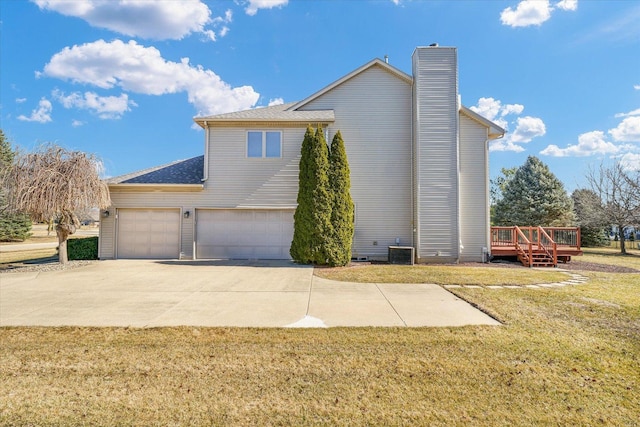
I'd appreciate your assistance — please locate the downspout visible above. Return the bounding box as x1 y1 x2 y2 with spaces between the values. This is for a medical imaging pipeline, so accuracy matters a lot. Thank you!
486 131 504 260
202 120 209 182
456 95 461 264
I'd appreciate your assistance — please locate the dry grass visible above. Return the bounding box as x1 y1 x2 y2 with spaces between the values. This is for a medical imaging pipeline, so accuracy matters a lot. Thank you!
1 253 639 425
580 246 640 269
314 263 569 286
0 248 58 266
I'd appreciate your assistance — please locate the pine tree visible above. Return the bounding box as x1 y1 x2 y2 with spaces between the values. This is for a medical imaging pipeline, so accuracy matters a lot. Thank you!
493 156 575 226
327 131 354 266
0 129 32 241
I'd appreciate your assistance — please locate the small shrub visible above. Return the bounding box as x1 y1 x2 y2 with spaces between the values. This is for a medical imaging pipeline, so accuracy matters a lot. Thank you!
68 237 98 260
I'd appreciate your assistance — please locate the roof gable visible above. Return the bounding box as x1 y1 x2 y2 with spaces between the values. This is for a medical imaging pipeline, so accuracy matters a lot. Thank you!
289 58 413 111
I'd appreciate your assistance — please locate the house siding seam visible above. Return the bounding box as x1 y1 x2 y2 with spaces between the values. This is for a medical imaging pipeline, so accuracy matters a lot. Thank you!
413 47 459 262
297 64 413 258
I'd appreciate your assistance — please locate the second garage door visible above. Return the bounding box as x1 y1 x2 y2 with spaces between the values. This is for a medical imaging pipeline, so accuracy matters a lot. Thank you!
117 209 180 259
196 209 294 260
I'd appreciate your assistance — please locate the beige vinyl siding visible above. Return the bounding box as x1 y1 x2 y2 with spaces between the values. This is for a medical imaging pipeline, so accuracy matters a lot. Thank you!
101 127 307 259
98 212 115 259
181 209 194 259
412 47 459 262
298 64 413 259
207 127 304 208
459 114 489 262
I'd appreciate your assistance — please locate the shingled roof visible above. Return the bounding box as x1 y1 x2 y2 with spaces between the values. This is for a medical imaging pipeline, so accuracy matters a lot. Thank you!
193 102 334 127
108 155 204 185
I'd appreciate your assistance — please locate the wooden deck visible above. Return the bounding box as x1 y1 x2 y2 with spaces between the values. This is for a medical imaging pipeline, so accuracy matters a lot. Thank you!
491 226 582 267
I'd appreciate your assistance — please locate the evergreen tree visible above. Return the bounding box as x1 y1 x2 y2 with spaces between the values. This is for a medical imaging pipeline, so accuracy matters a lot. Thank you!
0 129 32 241
290 126 333 264
290 126 316 263
572 189 609 247
327 131 354 266
493 156 575 226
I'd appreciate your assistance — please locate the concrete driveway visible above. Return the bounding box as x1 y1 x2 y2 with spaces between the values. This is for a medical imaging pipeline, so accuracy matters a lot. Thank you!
0 260 499 328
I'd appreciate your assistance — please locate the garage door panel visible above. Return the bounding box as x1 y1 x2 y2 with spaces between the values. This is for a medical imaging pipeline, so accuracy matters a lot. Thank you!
196 209 293 260
117 209 180 259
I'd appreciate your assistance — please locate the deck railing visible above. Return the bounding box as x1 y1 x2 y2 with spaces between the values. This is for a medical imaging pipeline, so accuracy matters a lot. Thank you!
490 226 580 267
538 226 557 267
544 227 581 249
514 226 533 267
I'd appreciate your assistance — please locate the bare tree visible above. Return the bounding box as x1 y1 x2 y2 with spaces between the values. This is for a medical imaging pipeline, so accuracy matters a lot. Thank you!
2 144 111 263
586 161 640 254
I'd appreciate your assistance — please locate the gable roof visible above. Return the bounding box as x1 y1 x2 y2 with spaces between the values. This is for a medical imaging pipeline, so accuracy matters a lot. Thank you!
108 155 204 185
192 57 504 138
193 102 334 128
289 58 413 111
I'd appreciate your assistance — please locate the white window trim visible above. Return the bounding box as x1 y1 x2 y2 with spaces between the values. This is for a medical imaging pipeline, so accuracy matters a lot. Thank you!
246 130 282 158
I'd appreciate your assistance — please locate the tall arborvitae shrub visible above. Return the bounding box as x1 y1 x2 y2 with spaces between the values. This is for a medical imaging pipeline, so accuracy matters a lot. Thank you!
308 126 333 264
290 126 316 263
290 126 333 264
327 131 354 266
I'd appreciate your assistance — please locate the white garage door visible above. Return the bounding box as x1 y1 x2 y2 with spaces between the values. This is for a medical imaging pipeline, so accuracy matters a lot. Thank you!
196 209 294 260
117 209 180 259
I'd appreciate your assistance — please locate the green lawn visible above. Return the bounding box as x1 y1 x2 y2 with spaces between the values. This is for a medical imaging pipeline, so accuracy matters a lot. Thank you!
1 250 638 425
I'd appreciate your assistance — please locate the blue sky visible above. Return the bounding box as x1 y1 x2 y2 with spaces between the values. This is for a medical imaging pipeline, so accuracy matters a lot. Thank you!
1 0 639 192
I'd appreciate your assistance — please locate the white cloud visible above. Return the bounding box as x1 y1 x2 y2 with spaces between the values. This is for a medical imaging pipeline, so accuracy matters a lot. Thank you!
540 131 620 157
609 116 640 142
34 0 214 40
41 39 259 116
556 0 578 11
16 97 27 103
71 119 85 127
489 139 526 153
17 98 52 123
53 90 137 119
501 0 552 27
635 84 640 90
268 97 284 106
619 152 640 171
500 0 577 28
245 0 288 16
614 108 640 118
510 116 546 143
470 97 546 152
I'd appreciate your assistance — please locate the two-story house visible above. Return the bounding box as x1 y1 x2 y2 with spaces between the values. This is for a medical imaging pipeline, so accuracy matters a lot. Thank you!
99 45 504 263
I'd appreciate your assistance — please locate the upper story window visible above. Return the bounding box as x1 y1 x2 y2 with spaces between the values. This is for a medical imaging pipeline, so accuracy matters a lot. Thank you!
247 131 282 158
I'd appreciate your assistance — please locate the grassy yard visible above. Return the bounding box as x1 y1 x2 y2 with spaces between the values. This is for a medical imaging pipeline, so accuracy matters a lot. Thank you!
1 250 639 425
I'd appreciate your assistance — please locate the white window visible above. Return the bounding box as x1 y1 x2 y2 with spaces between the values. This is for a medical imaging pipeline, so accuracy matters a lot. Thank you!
247 131 282 158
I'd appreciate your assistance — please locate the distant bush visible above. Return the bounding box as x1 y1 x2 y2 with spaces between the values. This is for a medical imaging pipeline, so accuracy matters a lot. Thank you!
68 237 98 260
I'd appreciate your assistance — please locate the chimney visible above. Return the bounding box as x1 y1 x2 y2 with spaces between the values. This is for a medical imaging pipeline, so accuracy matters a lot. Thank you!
412 46 460 261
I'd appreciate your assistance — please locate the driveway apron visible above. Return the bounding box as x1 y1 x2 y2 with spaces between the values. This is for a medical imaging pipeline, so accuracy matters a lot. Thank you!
0 260 499 327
